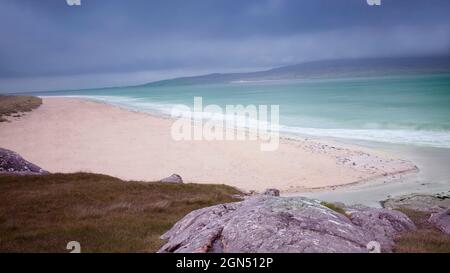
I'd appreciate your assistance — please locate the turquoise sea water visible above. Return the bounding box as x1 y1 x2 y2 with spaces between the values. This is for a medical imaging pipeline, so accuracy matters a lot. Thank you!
33 73 450 148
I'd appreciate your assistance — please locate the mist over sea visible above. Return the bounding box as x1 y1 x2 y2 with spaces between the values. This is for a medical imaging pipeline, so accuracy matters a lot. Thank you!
33 73 450 149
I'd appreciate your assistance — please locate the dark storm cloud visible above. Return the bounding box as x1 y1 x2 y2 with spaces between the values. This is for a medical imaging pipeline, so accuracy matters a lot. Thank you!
1 0 450 90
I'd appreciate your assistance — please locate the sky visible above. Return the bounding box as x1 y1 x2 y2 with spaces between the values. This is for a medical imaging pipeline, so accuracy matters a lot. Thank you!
1 0 450 92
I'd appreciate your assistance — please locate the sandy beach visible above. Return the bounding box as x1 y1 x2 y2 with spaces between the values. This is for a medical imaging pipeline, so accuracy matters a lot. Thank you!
0 98 417 192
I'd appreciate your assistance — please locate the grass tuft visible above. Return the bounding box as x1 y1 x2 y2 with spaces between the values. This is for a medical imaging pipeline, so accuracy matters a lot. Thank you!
320 201 348 217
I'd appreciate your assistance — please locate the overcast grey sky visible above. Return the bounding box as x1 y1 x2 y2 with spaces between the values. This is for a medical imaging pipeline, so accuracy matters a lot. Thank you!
1 0 450 92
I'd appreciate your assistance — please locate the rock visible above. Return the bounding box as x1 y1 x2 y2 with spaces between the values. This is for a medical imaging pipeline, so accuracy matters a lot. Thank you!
0 148 48 175
158 196 415 253
429 209 450 235
346 206 416 251
382 193 450 213
263 188 280 197
160 174 183 184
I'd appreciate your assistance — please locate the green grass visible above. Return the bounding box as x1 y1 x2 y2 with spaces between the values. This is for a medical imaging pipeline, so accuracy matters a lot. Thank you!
394 208 450 253
0 95 42 121
0 173 241 253
320 201 348 217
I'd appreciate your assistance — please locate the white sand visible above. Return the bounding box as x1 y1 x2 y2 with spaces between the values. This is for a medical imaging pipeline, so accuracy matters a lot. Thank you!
0 98 417 192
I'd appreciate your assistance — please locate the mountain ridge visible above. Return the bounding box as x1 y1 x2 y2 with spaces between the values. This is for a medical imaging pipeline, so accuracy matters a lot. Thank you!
143 56 450 87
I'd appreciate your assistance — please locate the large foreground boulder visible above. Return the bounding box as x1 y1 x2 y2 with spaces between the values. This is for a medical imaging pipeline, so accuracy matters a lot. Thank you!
0 148 47 175
158 196 415 253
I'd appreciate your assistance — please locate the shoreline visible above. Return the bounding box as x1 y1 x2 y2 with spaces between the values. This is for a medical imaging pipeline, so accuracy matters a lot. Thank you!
295 141 450 206
0 97 418 193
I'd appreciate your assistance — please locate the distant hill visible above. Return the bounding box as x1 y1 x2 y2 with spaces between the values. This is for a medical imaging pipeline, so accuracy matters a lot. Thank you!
144 56 450 87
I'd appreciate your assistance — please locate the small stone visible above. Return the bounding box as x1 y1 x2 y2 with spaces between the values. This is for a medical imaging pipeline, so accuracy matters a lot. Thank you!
160 174 183 184
263 188 280 197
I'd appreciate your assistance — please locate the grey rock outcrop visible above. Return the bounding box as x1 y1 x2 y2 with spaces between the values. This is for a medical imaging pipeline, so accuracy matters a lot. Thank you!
429 209 450 235
382 193 450 213
160 174 183 184
158 196 415 253
383 193 450 233
263 188 280 197
0 148 47 175
346 205 416 251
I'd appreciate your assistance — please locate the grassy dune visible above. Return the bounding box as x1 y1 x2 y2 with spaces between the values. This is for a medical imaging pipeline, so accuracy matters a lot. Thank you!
0 173 241 253
0 95 42 122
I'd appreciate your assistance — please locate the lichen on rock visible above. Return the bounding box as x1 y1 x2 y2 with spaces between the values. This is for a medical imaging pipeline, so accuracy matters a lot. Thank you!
158 196 416 253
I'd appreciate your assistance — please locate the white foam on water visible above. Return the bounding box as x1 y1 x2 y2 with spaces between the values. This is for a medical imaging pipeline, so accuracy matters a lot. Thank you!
279 125 450 149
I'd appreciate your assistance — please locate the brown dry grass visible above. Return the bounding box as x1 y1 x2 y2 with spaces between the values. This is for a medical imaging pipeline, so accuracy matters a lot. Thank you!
0 95 42 121
0 173 241 253
394 208 450 253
